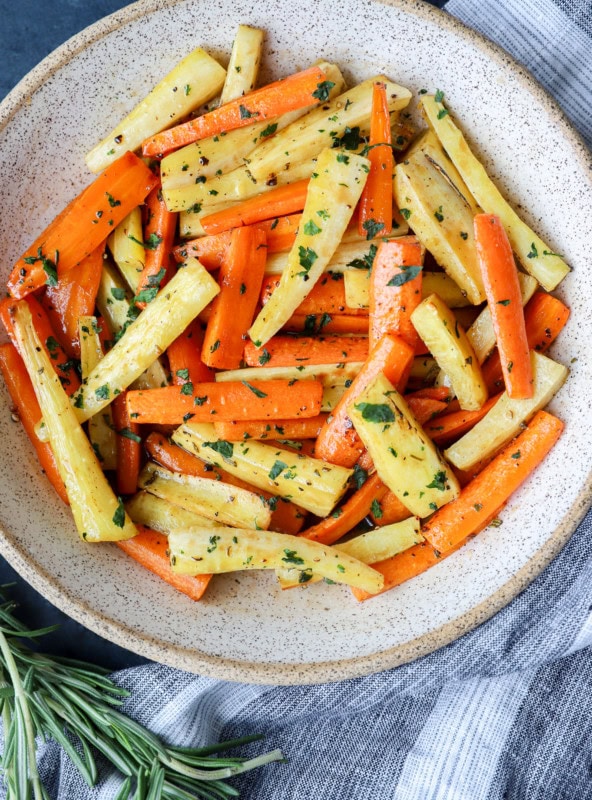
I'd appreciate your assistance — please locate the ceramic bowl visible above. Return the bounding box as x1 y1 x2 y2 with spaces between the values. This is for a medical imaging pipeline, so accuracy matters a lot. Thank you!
1 0 591 684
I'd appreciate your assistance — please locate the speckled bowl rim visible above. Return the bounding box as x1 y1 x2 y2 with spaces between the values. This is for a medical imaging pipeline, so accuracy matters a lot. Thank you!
1 0 591 685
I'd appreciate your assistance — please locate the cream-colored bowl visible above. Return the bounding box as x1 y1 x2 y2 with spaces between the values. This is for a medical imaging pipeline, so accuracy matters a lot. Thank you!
1 0 590 684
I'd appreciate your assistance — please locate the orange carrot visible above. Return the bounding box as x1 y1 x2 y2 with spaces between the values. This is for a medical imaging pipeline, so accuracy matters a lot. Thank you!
300 473 388 546
423 393 502 446
202 226 267 369
0 343 68 504
523 291 571 354
117 525 211 601
423 409 563 554
474 213 533 398
172 213 304 267
173 230 232 270
405 396 448 425
283 314 370 335
261 273 368 318
315 334 414 467
482 291 570 394
200 179 310 235
243 334 369 367
142 65 329 157
369 235 424 352
369 490 411 526
135 183 177 308
168 319 214 385
0 296 80 396
352 500 508 601
214 414 328 442
407 386 452 402
126 379 323 425
144 432 305 535
112 392 142 496
7 152 158 298
263 213 303 253
358 82 393 239
42 243 105 358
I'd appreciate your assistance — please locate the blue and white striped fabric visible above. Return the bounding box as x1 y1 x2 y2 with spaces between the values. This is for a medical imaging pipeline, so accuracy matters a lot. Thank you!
38 1 592 797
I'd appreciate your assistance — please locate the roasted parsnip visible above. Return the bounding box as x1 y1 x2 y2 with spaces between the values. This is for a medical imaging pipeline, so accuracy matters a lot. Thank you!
219 25 265 106
343 268 474 310
420 94 570 291
277 516 423 588
172 422 353 517
12 302 137 542
394 131 485 305
348 372 460 517
78 316 117 471
125 490 223 533
168 527 385 593
249 147 370 346
73 259 219 422
444 351 568 470
106 208 145 293
245 76 411 184
86 48 227 173
411 293 487 411
138 462 271 530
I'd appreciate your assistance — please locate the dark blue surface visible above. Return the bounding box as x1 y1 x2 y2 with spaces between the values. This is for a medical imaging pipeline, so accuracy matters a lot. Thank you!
0 0 446 671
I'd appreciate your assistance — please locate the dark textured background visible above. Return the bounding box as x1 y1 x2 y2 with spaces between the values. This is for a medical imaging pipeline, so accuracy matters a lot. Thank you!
0 0 445 671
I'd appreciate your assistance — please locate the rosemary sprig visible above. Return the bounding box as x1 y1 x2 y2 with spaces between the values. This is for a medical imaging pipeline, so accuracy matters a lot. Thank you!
0 589 284 798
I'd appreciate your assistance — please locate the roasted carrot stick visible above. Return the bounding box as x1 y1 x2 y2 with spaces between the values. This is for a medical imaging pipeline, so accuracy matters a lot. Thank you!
423 393 502 446
283 315 370 335
358 82 393 239
406 386 452 402
0 343 68 504
117 525 211 601
42 243 105 358
423 409 563 554
135 183 178 308
200 179 310 235
168 319 214 385
474 213 533 398
368 235 424 351
315 334 414 467
142 65 329 157
405 396 448 425
0 296 80 396
202 226 267 369
7 152 158 298
112 392 142 496
126 379 323 424
300 473 388 546
369 490 411 525
482 291 570 394
243 334 369 367
261 273 368 317
214 414 328 441
144 431 305 535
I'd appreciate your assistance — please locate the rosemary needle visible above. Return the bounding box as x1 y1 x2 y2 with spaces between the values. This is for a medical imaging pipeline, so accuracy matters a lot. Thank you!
0 588 284 798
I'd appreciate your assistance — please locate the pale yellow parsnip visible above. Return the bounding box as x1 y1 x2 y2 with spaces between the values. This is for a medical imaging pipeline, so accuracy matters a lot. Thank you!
11 303 137 542
249 148 370 347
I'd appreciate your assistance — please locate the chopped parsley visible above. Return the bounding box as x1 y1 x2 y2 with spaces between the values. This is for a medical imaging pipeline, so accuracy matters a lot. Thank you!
354 402 395 423
387 265 422 287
